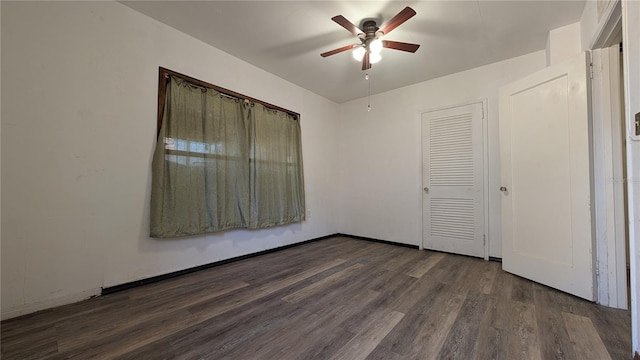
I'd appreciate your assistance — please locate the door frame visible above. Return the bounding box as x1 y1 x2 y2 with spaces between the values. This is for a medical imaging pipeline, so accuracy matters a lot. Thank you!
589 2 640 355
591 45 629 309
621 0 640 355
588 0 629 310
419 99 489 260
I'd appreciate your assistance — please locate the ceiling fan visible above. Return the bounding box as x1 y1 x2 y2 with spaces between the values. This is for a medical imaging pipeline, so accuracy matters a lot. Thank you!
321 7 420 71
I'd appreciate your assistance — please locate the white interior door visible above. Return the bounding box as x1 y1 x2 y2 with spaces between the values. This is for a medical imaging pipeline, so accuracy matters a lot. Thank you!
422 102 485 258
499 53 594 301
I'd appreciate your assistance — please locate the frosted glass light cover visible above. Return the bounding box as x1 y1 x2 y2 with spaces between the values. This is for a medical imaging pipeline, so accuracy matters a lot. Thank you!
352 47 366 61
370 39 383 54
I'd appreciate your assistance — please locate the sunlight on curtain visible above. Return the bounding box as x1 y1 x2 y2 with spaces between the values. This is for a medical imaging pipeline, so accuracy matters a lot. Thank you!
150 77 305 238
249 103 305 228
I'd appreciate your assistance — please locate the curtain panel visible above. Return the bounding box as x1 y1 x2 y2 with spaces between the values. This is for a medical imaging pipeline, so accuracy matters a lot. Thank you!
150 77 305 238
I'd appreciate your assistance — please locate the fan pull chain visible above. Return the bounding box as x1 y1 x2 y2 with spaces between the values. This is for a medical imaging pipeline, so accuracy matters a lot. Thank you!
366 73 371 111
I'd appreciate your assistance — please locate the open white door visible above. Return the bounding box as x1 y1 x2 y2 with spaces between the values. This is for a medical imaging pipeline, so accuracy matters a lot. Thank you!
499 53 595 301
422 103 485 258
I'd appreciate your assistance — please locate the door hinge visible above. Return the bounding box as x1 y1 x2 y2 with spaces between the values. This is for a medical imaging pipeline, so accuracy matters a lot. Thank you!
589 63 594 79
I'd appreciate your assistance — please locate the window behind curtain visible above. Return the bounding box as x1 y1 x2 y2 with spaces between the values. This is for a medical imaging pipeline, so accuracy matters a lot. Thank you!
150 75 305 238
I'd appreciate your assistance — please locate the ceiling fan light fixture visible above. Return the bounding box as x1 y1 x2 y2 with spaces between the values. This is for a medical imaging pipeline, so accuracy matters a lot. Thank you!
352 46 366 61
370 39 383 54
370 52 381 64
322 7 419 70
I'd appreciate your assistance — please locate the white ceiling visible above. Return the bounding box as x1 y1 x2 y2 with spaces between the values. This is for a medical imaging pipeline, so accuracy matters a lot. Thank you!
121 1 586 103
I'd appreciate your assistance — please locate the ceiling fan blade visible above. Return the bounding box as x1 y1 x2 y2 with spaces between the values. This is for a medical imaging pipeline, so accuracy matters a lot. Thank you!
382 40 420 53
321 44 358 57
332 15 365 37
362 51 371 71
376 7 416 36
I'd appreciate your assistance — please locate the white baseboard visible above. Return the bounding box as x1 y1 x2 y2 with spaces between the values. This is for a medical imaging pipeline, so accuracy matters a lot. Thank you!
1 287 101 321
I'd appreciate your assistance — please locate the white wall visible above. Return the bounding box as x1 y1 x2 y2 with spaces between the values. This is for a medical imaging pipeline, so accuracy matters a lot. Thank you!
337 51 547 257
1 1 340 319
546 22 582 66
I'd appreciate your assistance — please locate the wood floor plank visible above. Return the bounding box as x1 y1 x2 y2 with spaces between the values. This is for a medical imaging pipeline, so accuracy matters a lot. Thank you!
289 325 354 360
543 283 591 317
389 274 446 314
269 315 355 360
489 266 514 300
206 300 310 359
511 274 535 304
55 279 249 352
409 292 467 360
380 246 425 272
381 281 449 354
437 292 490 359
238 241 358 286
257 257 347 294
478 261 499 295
449 257 488 295
101 256 350 358
533 283 577 360
331 310 405 360
431 254 472 289
219 307 321 360
338 272 416 334
587 302 633 360
405 252 445 278
1 292 131 338
333 242 385 264
472 325 507 360
299 282 380 320
472 284 512 360
55 308 200 359
0 236 631 360
369 270 417 296
563 312 613 360
506 301 542 360
0 323 58 360
365 345 405 360
116 295 295 359
281 263 364 303
354 243 405 266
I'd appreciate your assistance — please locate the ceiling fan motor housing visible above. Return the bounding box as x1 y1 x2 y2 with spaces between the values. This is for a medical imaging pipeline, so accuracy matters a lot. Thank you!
362 20 379 40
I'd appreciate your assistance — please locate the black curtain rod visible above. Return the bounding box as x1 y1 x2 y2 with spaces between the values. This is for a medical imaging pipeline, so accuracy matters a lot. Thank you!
159 67 300 119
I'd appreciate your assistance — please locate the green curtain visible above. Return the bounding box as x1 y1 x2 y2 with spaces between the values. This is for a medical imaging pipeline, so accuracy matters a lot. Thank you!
150 77 305 238
248 103 306 228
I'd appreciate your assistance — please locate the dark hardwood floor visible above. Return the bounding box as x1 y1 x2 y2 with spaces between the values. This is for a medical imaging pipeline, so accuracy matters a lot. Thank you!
1 236 632 359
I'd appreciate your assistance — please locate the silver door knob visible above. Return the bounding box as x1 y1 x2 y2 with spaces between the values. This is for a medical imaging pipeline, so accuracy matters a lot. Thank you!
500 186 508 192
423 187 429 193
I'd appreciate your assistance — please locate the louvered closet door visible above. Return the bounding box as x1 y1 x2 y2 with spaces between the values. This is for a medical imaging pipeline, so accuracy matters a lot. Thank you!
422 103 485 258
